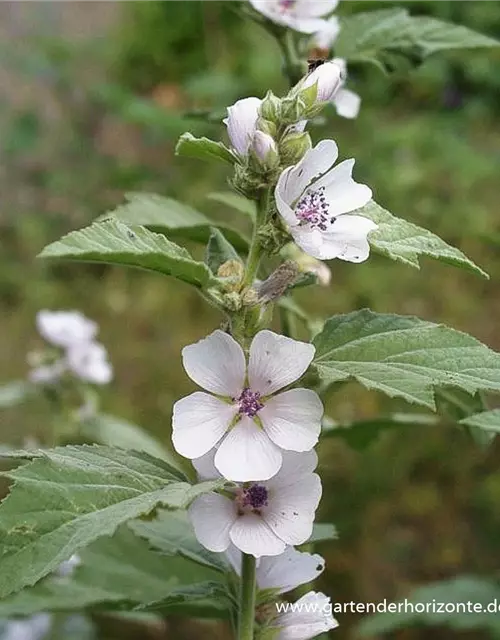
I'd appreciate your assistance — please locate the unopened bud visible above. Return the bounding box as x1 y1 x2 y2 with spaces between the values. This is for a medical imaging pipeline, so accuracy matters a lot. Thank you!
300 60 343 103
279 131 312 165
252 131 279 167
260 90 282 124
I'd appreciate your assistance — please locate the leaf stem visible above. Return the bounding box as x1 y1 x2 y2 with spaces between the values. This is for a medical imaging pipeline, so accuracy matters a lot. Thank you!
238 552 257 640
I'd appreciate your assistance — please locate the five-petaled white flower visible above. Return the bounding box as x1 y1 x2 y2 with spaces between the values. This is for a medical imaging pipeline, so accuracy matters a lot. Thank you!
271 591 339 639
172 329 323 481
226 544 325 595
275 140 376 261
189 449 321 557
249 0 339 34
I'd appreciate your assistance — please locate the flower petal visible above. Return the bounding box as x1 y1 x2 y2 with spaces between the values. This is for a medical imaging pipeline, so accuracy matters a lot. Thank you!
284 140 339 205
172 392 236 459
314 158 372 215
224 97 261 156
313 16 341 50
319 214 378 262
248 330 315 395
260 389 323 452
263 474 322 546
214 416 282 482
333 87 361 119
229 513 286 557
36 310 97 347
182 330 246 396
290 227 324 259
273 591 338 639
257 547 325 594
189 494 237 553
267 450 319 489
276 166 301 227
296 0 339 18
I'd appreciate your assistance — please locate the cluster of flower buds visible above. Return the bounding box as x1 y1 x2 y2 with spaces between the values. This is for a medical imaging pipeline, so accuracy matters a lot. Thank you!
28 310 112 386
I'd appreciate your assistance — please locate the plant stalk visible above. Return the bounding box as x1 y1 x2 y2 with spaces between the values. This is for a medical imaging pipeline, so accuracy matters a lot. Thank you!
238 553 257 640
241 188 271 290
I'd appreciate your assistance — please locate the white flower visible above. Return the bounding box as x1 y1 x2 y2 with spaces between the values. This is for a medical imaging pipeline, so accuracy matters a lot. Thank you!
36 310 97 348
172 330 322 481
226 545 325 595
224 97 262 157
300 61 343 103
271 591 339 639
66 342 113 385
2 615 52 640
312 16 341 50
330 58 361 120
249 0 339 34
275 140 376 262
28 362 66 385
189 449 321 557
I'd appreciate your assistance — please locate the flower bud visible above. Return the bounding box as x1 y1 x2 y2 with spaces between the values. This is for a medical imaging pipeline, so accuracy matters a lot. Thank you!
260 90 282 124
279 131 312 166
252 130 279 167
300 60 343 103
223 96 262 157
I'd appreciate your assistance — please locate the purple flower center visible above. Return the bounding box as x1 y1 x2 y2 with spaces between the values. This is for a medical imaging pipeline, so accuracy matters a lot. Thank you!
296 187 332 232
279 0 295 11
237 387 264 417
242 484 269 510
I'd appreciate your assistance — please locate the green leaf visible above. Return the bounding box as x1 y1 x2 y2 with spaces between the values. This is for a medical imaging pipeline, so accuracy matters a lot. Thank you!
322 413 439 450
363 201 488 278
435 388 493 447
0 526 225 618
461 410 500 435
312 310 500 409
357 577 500 636
0 381 35 409
79 413 190 477
0 445 222 598
207 192 256 221
130 509 228 574
308 523 338 544
39 220 218 289
336 9 499 72
101 192 249 252
205 227 241 273
176 133 236 166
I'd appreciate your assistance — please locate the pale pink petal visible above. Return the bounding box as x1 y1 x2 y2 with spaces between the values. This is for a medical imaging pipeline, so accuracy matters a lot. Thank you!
284 140 339 205
333 87 361 119
192 448 221 481
301 61 342 102
296 0 339 18
214 416 282 482
172 392 237 459
260 389 323 451
313 16 341 50
263 474 322 546
248 331 315 395
224 97 261 156
313 159 372 215
182 330 245 397
290 227 324 259
257 547 325 594
276 167 301 227
189 494 237 553
229 513 286 557
318 215 378 262
274 591 338 639
267 450 319 490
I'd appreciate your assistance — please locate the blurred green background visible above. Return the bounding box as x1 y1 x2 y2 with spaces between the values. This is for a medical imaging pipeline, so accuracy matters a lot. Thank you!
0 1 500 639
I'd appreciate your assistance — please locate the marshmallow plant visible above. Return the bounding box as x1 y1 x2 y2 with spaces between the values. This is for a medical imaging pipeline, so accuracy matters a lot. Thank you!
0 4 498 640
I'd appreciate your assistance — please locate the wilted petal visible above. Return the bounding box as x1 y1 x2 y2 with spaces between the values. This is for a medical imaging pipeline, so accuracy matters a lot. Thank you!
224 97 261 156
333 87 361 119
273 591 338 639
172 392 236 459
257 547 325 594
189 494 237 553
229 513 286 557
248 330 315 395
260 389 323 452
214 416 282 482
182 330 246 397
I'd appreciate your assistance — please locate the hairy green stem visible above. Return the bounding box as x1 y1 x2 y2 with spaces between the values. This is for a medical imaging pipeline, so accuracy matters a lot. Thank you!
238 553 257 640
277 30 304 87
242 188 271 290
